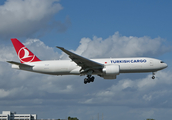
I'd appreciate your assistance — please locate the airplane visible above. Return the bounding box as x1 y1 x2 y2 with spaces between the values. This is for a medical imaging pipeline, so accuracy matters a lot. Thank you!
7 38 168 84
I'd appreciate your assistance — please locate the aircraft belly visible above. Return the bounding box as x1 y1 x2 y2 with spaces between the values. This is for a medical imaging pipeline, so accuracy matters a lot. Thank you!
119 62 157 73
120 65 159 73
32 61 70 75
31 61 79 75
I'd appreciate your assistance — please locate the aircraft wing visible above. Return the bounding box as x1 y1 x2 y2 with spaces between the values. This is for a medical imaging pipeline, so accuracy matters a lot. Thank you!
7 61 33 67
56 47 104 72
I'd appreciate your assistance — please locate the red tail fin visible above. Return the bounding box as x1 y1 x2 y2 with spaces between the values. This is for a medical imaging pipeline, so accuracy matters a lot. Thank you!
11 38 41 63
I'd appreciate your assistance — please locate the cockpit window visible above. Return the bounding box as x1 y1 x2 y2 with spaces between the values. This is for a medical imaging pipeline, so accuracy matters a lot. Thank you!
160 61 164 63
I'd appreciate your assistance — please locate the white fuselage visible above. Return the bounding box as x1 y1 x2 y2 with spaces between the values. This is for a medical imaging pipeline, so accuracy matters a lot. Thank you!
12 57 167 76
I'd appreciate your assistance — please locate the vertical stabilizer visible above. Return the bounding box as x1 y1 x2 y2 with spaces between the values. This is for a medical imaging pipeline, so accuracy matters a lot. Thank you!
11 38 41 63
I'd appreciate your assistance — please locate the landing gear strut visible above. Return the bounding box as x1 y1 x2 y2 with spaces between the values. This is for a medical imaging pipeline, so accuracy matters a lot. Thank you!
152 72 155 79
84 75 95 84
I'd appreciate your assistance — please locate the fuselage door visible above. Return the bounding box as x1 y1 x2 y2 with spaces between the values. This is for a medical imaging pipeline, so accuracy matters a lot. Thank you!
150 60 153 66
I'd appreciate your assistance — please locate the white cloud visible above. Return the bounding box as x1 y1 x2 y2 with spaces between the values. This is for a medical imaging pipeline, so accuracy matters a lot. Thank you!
79 70 172 107
75 32 169 58
0 89 10 98
0 0 67 38
1 36 170 102
0 36 171 119
143 94 152 101
1 38 60 62
0 45 17 62
137 76 157 90
24 38 60 60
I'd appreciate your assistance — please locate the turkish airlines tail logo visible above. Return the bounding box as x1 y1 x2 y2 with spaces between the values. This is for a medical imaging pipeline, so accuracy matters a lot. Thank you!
11 38 41 63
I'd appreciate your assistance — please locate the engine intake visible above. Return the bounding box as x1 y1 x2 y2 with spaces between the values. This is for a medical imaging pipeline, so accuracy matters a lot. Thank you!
103 64 120 75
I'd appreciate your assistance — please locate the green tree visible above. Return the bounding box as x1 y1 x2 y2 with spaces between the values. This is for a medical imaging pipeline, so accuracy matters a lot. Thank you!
68 116 79 120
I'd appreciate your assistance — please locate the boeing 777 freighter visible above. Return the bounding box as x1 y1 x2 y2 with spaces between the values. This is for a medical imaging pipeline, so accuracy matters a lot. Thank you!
7 38 168 84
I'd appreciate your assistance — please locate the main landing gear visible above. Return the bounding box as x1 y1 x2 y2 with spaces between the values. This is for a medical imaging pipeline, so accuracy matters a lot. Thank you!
84 75 95 84
152 72 155 79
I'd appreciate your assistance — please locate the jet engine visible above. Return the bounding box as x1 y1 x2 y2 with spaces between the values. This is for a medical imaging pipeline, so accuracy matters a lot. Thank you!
101 64 120 79
103 64 120 75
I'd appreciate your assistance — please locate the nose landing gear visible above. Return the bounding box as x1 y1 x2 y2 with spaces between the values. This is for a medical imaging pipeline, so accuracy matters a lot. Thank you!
84 75 95 84
152 72 155 79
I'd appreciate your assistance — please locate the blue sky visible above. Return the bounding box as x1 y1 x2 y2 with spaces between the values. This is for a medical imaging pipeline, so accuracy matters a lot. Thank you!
0 0 172 120
49 0 172 47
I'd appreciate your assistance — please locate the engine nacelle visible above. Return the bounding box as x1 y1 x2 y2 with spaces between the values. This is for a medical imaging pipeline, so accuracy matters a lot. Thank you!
103 64 120 75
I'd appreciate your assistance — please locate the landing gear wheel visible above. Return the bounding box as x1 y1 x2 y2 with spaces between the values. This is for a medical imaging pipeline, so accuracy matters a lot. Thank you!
152 72 156 79
84 75 95 84
84 78 88 84
90 76 95 82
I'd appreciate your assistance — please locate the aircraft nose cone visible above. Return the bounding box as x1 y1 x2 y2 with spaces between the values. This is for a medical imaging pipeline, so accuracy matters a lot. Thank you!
164 63 168 68
163 63 168 69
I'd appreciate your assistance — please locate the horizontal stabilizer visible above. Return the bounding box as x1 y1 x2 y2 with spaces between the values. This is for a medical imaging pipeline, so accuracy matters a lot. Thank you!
7 61 33 67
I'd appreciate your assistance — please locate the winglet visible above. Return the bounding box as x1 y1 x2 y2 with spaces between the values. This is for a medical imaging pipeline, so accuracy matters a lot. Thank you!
56 46 64 50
